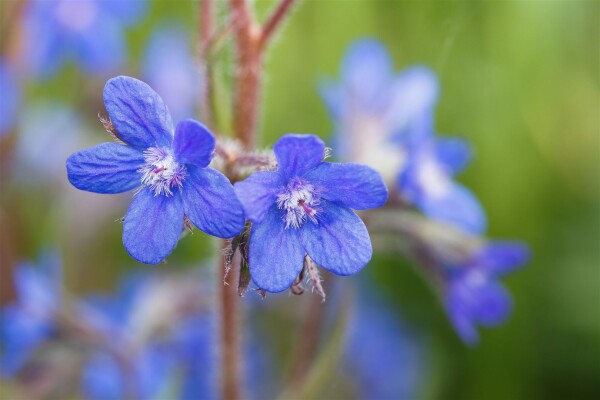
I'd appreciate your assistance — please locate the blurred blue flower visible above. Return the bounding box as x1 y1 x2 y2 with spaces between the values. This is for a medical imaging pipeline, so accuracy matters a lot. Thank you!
234 134 388 292
346 288 425 399
168 315 216 400
23 0 147 79
322 39 487 234
82 344 175 400
0 59 19 136
142 25 201 122
79 274 179 400
444 241 530 345
66 76 245 264
80 271 271 400
399 131 487 235
320 39 438 184
0 251 62 375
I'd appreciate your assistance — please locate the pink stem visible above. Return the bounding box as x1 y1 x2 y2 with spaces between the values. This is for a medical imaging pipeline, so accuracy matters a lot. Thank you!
218 244 243 400
200 0 215 128
230 0 261 150
259 0 298 50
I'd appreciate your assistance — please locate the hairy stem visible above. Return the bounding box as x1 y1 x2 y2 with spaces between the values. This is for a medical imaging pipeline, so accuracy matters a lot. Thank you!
230 0 261 150
200 0 215 128
1 0 26 59
218 240 243 400
200 2 244 399
260 0 298 50
213 1 300 398
287 293 327 388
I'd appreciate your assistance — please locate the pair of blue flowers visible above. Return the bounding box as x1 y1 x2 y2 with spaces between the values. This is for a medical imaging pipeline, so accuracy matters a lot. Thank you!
67 76 388 293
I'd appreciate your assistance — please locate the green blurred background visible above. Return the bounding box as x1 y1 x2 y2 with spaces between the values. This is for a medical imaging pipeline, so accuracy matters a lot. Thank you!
2 0 599 399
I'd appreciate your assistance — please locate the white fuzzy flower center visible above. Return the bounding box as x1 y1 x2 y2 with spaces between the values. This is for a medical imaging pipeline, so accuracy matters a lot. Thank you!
138 147 186 197
276 178 320 229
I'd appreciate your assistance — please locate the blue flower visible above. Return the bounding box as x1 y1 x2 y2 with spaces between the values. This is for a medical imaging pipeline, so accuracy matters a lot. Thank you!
320 39 438 184
322 39 487 234
22 0 147 78
399 130 487 235
66 76 245 264
444 241 530 345
0 251 62 375
0 59 19 136
234 134 388 292
141 25 201 123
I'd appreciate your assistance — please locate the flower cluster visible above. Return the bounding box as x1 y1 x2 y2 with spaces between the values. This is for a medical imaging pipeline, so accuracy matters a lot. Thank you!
67 76 388 293
322 39 530 344
322 39 485 233
0 255 271 399
63 37 530 346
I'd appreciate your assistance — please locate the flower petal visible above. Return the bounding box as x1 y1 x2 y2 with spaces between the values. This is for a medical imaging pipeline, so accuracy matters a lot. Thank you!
249 206 304 292
418 183 487 235
181 167 245 238
476 241 530 276
173 119 215 168
122 188 183 264
300 201 372 276
471 282 513 327
273 134 325 179
341 39 393 106
67 143 144 194
0 306 50 375
234 171 283 224
103 76 174 149
305 162 388 210
434 137 472 175
388 66 439 133
82 353 124 400
445 296 479 346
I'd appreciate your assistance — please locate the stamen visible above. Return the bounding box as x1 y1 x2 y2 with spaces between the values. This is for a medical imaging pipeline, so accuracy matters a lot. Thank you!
276 178 321 229
298 200 317 216
138 147 187 197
